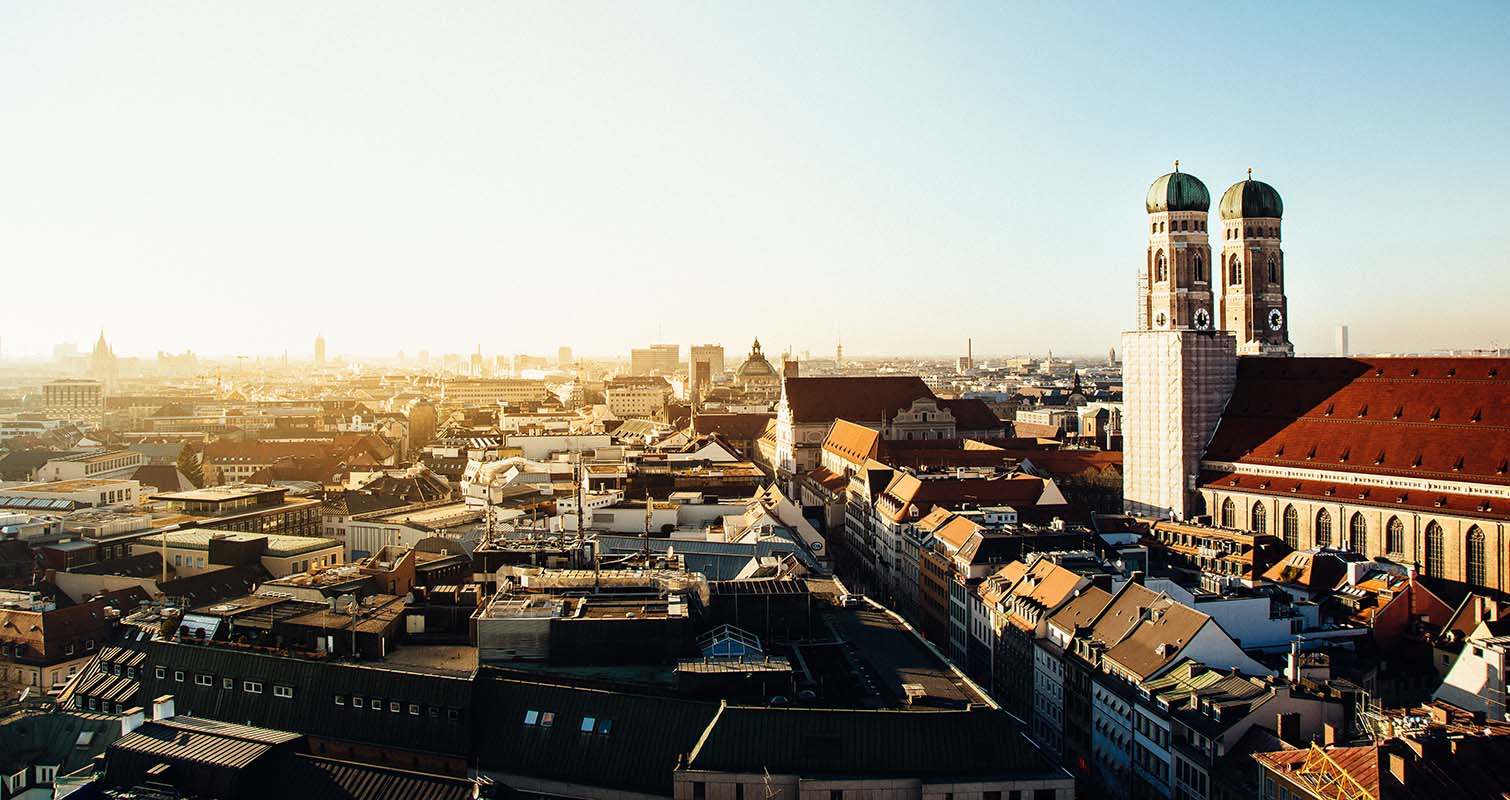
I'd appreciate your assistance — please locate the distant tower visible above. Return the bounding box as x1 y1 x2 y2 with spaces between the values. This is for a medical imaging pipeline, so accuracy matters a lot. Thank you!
88 330 118 389
1123 164 1237 520
1218 169 1292 356
835 335 844 367
1336 324 1350 357
314 334 327 367
1107 346 1117 365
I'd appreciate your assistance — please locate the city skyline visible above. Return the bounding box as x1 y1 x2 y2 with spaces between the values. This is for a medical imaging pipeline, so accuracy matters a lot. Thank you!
3 3 1507 358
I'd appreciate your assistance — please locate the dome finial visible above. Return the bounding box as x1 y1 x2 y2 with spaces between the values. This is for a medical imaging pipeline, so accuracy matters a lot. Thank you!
1173 159 1180 172
1247 167 1253 180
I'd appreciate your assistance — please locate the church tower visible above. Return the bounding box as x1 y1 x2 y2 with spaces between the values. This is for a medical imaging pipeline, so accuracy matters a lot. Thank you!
1219 171 1293 356
1123 164 1238 520
1141 162 1216 333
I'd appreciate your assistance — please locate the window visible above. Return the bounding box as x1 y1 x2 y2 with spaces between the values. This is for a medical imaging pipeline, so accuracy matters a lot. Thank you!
1466 526 1486 586
244 681 263 694
335 695 345 705
1386 516 1405 554
1193 252 1205 282
524 709 541 726
1155 251 1168 283
155 667 165 680
1220 498 1236 528
1268 257 1279 283
1282 505 1299 548
173 670 184 683
408 703 420 715
274 686 293 699
581 716 596 733
1251 502 1267 533
1229 255 1243 285
1425 522 1445 577
223 677 234 690
389 701 401 713
1348 513 1367 554
195 674 213 687
1314 508 1332 547
353 697 365 708
447 709 460 723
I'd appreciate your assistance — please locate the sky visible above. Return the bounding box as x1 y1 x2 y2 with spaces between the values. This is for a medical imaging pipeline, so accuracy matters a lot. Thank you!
2 2 1508 360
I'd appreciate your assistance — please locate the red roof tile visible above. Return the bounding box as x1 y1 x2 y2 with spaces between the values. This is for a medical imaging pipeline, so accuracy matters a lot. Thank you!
1206 357 1510 487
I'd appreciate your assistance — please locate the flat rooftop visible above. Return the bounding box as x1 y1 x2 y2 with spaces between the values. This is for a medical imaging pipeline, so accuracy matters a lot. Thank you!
11 479 133 492
150 484 286 502
138 530 340 557
361 502 482 530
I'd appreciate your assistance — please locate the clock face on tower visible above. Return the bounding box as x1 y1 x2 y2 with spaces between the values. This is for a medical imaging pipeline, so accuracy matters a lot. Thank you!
1268 308 1284 331
1193 308 1211 331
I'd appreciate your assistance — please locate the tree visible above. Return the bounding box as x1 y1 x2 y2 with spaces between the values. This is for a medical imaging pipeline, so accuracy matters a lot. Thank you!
176 446 205 488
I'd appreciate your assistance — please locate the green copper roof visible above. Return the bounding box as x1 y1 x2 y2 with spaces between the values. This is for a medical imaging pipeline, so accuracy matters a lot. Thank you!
1219 177 1283 219
1146 170 1210 213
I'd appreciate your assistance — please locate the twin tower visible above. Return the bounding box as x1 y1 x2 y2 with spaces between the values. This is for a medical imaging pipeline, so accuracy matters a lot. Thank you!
1122 164 1294 520
1139 163 1292 356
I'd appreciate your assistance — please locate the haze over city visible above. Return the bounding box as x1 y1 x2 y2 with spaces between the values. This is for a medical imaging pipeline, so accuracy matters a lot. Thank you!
3 2 1508 359
5 5 1510 800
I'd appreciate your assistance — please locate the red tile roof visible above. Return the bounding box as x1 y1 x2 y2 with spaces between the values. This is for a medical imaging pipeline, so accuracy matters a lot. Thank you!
939 398 1005 433
781 376 933 424
1205 356 1510 487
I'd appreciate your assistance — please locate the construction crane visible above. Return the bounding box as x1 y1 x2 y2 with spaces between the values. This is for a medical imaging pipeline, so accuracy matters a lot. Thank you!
1296 743 1375 800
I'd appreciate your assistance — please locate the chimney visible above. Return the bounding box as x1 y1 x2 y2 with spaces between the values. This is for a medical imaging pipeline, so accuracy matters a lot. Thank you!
151 694 175 720
1322 721 1339 746
1130 570 1145 586
1287 639 1302 683
121 706 146 736
1276 712 1300 745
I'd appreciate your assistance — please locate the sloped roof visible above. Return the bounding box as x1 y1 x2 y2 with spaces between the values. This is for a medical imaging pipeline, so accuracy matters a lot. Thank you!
781 377 933 424
1253 746 1381 799
821 419 881 466
939 398 1005 432
1205 357 1510 487
472 671 718 796
1046 585 1113 634
686 705 1066 780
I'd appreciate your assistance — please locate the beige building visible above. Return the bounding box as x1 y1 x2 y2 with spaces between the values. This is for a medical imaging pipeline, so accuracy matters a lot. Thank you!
130 530 342 577
42 379 104 426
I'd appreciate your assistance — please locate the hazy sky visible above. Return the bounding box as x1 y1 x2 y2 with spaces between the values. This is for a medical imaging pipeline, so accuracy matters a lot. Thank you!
3 2 1507 360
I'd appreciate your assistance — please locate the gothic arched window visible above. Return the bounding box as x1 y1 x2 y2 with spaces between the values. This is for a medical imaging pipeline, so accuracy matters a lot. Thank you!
1220 498 1236 528
1193 253 1205 282
1466 526 1486 586
1155 251 1168 283
1282 505 1299 548
1267 257 1279 284
1251 502 1267 534
1349 512 1367 554
1229 255 1243 285
1386 516 1404 555
1314 508 1333 547
1424 522 1445 577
